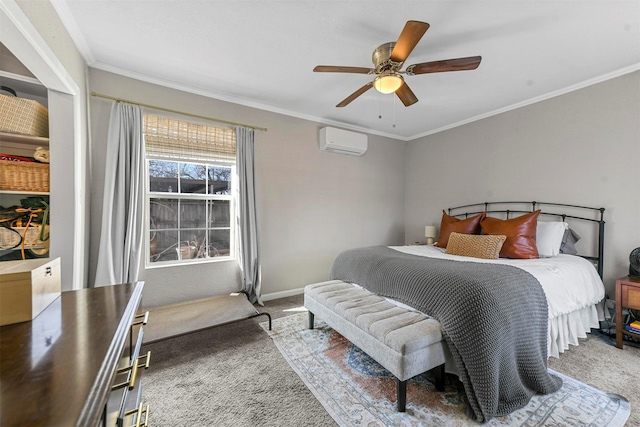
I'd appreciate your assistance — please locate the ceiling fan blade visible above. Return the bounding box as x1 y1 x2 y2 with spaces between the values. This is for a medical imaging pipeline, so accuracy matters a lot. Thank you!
406 56 482 75
336 82 374 107
389 20 430 63
313 65 374 74
395 82 418 107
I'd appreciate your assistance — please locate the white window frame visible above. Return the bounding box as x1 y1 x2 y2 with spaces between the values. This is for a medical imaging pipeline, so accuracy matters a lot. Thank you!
145 156 236 269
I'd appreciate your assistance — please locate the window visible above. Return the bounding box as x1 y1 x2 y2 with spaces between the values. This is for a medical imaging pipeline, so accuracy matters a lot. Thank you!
144 114 236 266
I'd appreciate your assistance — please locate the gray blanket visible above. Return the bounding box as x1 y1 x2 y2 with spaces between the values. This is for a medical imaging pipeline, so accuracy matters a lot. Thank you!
329 246 562 422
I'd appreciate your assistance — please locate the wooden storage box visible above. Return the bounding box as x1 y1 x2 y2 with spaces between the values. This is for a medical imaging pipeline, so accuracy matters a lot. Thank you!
0 257 60 326
0 94 49 137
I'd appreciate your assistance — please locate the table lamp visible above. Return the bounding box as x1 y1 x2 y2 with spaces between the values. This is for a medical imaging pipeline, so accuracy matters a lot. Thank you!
425 226 437 245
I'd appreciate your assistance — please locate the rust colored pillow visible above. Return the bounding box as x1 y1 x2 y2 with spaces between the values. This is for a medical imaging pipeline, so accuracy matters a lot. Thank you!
435 210 486 248
480 210 541 259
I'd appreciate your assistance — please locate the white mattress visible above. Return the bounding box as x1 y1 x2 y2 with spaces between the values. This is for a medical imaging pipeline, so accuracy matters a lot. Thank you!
365 245 606 358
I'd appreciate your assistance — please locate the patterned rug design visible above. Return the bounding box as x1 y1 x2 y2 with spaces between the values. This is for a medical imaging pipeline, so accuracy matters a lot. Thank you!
262 312 630 426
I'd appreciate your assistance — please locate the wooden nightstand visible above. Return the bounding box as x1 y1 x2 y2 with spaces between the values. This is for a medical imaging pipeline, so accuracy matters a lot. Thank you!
616 275 640 349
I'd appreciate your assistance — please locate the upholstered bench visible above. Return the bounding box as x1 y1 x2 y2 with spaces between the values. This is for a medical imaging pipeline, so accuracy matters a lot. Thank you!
304 280 446 412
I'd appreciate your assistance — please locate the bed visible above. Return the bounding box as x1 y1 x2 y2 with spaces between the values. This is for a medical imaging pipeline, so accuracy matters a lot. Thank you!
328 201 606 421
385 244 604 358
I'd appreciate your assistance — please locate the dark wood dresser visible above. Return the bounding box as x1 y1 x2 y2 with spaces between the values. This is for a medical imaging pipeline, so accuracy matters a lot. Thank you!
0 282 148 426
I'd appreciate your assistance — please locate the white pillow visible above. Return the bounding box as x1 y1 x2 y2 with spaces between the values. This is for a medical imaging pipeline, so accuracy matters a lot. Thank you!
536 221 568 257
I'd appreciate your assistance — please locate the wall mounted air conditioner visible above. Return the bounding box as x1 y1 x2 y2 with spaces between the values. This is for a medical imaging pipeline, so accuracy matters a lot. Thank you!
318 127 368 156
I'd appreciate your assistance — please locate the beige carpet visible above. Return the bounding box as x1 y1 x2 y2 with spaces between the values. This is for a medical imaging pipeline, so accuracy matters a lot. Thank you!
548 330 640 426
141 296 337 426
141 294 638 426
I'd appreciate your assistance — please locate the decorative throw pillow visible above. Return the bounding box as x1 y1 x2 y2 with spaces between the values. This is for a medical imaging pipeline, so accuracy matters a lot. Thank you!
445 232 507 259
480 210 541 259
434 210 486 248
559 228 581 255
536 221 568 257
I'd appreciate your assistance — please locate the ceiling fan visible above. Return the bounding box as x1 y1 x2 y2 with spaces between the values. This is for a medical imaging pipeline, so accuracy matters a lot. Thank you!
313 20 481 107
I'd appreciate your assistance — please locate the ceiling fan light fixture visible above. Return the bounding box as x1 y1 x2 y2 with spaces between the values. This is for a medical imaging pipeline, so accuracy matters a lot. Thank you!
373 73 403 94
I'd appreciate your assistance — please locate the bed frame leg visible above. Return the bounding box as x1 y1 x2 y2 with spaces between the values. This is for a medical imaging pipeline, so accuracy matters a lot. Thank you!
248 311 272 330
434 364 445 391
308 311 315 329
397 379 407 412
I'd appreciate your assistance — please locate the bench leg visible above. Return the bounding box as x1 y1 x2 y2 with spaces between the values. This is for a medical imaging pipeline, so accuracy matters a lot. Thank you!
397 379 407 412
308 311 315 329
433 364 445 391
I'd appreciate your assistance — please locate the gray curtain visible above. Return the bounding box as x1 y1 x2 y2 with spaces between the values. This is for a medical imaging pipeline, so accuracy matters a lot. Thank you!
95 102 145 286
236 126 262 304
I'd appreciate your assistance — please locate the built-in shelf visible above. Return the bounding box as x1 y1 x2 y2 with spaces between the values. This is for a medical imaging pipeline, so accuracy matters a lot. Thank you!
0 69 50 261
0 131 49 147
0 70 47 100
0 189 49 196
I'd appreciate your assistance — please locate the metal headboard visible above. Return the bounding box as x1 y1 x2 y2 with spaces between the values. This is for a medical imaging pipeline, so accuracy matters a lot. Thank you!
447 201 606 278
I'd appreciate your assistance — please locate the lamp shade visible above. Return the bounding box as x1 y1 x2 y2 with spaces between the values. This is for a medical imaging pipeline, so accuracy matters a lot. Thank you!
424 226 437 239
425 225 437 245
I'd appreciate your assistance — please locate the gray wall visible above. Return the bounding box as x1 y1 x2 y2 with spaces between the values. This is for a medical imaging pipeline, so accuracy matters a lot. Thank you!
88 69 406 307
405 71 640 297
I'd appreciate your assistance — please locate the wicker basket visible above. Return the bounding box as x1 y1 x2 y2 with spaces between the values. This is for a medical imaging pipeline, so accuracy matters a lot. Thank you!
0 225 49 249
0 94 49 137
0 160 49 192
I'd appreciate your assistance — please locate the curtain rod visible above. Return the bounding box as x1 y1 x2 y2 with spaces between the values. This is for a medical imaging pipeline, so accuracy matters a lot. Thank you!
90 91 267 132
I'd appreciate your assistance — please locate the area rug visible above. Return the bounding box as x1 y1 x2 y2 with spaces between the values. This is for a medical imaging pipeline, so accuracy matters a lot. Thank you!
261 312 630 427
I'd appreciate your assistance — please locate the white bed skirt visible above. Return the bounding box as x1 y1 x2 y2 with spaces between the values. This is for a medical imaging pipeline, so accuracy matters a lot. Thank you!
548 304 601 358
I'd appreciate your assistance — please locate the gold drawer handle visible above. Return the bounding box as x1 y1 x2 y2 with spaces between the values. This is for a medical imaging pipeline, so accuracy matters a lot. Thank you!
128 360 140 390
139 350 151 369
133 311 149 326
111 351 150 391
125 402 149 427
112 362 137 390
141 403 150 427
124 403 142 426
127 351 152 390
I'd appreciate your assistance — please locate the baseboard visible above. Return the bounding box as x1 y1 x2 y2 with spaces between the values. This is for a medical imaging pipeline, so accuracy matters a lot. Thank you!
261 287 304 302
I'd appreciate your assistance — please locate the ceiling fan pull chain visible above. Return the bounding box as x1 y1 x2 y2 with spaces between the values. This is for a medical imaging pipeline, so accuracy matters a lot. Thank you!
393 95 397 128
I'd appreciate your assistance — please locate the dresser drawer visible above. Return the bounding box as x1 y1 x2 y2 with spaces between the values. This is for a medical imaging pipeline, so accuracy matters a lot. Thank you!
622 285 640 310
106 311 150 427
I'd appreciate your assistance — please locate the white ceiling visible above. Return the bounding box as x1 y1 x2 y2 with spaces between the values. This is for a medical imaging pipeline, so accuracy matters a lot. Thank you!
53 1 640 140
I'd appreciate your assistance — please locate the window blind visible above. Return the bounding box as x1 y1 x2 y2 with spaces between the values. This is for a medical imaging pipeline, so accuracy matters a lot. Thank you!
144 114 236 163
